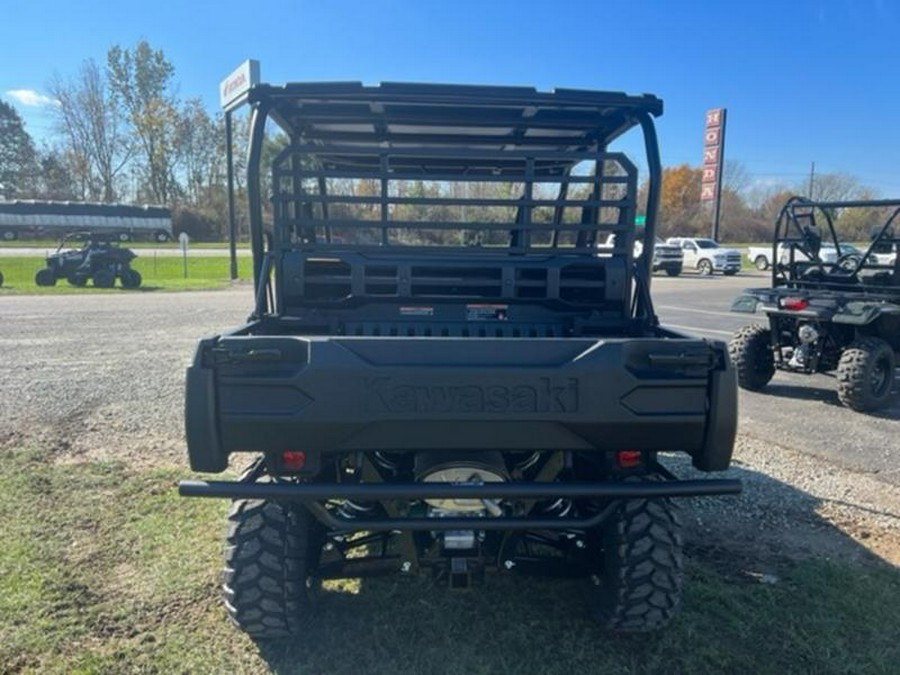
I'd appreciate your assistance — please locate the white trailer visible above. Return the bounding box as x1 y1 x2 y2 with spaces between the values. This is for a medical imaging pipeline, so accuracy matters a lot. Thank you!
0 200 173 242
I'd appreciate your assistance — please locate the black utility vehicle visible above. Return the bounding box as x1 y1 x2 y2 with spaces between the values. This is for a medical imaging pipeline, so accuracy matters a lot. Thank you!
730 197 900 411
34 233 142 288
179 82 740 636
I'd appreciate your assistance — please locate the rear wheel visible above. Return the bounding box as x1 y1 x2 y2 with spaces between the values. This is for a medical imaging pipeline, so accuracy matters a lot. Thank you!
154 231 170 243
697 259 713 276
729 324 775 391
223 499 319 639
67 272 88 287
836 338 896 412
591 480 683 632
92 268 116 288
35 268 57 286
754 255 769 271
120 268 142 289
2 230 16 241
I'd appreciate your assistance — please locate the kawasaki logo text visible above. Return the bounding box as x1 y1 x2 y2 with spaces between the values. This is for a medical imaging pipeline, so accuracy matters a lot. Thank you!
365 378 579 413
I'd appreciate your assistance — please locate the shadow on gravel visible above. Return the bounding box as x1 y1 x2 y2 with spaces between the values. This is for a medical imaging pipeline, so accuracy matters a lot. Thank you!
761 381 841 405
754 374 899 416
251 460 900 675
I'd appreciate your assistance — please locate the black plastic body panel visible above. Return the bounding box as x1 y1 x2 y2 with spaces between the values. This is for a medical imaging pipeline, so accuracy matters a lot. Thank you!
185 325 737 473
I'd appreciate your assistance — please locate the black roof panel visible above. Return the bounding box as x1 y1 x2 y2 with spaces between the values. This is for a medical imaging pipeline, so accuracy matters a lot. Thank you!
248 81 662 153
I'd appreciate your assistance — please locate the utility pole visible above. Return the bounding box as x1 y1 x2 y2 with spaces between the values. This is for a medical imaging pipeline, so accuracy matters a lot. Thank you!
808 161 815 199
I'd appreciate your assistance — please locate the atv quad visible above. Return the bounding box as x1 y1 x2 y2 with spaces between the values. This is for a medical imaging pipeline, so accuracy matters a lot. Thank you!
34 232 142 289
730 196 900 411
179 81 741 636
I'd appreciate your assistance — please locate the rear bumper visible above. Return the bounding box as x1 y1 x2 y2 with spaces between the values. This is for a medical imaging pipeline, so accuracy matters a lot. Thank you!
179 477 742 531
186 333 737 474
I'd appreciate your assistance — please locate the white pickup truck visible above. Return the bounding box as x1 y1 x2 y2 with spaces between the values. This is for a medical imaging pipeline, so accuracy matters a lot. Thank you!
596 234 684 276
746 242 858 271
666 237 741 275
870 242 898 266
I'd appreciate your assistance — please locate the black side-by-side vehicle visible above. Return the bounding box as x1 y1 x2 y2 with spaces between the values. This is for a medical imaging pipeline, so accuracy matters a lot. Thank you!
178 82 740 635
34 232 142 289
730 196 900 411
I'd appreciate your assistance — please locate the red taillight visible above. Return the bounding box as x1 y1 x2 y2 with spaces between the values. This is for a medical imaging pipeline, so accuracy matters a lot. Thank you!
282 450 307 471
616 450 643 469
782 297 809 311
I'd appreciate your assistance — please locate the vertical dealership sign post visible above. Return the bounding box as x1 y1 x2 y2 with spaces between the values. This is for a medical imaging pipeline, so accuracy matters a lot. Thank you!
220 59 260 280
701 108 727 241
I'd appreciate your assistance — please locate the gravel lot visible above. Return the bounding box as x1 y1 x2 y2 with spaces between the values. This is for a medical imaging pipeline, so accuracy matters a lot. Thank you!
1 283 897 569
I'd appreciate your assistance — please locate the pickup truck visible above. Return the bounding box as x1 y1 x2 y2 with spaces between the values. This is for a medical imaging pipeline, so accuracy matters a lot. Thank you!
597 234 683 276
870 242 898 266
746 242 853 271
178 81 740 637
666 237 741 275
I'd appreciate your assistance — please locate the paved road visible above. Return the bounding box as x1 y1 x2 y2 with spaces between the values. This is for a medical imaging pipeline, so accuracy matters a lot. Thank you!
651 270 899 483
1 272 897 484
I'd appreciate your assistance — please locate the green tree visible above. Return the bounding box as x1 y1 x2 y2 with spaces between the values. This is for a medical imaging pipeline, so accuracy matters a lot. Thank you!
176 98 221 206
0 100 38 198
36 149 78 200
107 40 179 204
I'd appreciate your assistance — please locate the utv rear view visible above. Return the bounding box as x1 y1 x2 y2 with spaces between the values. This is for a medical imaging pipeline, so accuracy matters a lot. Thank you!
730 196 900 411
179 82 740 636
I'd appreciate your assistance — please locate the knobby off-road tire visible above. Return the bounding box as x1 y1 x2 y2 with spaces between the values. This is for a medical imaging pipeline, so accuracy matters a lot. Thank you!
223 499 317 639
92 268 116 288
729 324 775 391
836 337 896 412
120 268 142 289
592 487 684 632
35 268 57 286
67 272 88 287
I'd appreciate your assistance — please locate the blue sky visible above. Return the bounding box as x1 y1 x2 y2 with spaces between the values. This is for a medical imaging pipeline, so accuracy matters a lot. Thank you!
2 0 899 195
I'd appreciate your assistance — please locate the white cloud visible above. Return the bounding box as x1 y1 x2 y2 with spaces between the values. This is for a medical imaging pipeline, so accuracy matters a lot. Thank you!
5 89 59 107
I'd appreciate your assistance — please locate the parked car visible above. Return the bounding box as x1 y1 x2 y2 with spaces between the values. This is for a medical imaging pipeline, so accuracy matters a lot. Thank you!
666 237 741 275
747 242 864 271
597 234 683 276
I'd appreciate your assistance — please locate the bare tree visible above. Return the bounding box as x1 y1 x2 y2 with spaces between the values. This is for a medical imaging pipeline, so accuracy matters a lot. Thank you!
722 159 751 194
804 172 862 203
48 60 131 202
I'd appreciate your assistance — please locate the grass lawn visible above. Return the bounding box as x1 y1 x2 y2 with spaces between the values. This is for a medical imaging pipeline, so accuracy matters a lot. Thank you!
1 445 898 674
0 256 252 293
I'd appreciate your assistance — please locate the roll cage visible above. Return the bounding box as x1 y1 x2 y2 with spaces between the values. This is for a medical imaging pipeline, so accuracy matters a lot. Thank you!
239 82 664 328
772 196 900 292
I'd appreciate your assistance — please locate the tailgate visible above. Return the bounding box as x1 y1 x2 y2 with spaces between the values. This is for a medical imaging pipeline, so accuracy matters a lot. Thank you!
186 335 736 472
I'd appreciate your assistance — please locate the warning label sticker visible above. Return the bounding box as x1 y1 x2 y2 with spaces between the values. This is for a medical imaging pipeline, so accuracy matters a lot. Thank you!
466 304 509 321
400 306 434 317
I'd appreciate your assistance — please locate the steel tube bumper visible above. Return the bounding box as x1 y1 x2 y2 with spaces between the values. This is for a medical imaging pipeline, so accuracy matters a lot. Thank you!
179 478 740 531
